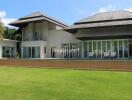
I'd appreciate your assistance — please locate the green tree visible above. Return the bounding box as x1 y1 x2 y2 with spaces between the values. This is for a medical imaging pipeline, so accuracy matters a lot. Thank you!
0 21 4 40
12 28 22 41
4 27 16 39
4 27 22 41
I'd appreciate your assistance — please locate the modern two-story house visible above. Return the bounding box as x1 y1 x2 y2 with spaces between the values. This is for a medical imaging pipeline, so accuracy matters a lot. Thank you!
10 10 132 60
10 12 79 59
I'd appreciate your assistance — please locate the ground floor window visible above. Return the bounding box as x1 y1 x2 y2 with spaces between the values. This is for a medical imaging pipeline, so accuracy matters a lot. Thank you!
23 47 40 59
2 46 15 58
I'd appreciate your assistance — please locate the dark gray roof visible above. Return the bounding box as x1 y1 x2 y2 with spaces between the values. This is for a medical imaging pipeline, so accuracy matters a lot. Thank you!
76 11 132 24
65 19 132 29
64 11 132 33
10 12 68 28
20 12 43 19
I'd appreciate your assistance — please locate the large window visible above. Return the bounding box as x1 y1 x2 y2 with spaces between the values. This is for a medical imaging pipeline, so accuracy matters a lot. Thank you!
84 39 129 59
2 47 15 58
23 47 40 59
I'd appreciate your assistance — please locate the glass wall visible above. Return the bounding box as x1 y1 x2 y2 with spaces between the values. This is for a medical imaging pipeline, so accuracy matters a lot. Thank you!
23 47 40 59
62 43 80 58
84 39 129 59
62 39 129 59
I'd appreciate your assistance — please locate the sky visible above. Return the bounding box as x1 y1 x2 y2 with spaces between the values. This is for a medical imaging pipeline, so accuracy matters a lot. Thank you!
1 0 132 27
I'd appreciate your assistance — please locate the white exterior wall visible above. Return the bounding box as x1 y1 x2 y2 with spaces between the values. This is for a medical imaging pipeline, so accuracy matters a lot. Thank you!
23 21 49 41
22 21 80 59
48 30 80 58
23 23 33 41
0 41 17 59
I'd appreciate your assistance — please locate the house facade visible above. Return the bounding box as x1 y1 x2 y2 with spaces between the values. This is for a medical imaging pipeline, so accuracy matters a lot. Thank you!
10 11 132 60
10 12 79 59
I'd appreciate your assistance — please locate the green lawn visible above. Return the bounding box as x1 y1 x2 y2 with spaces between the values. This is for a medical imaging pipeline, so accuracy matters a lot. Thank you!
0 67 132 100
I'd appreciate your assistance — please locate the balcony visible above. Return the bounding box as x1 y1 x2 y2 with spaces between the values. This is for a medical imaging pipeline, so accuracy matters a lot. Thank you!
23 32 47 41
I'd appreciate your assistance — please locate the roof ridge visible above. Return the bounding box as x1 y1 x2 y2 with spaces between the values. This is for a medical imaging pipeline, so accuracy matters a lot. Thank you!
75 10 132 24
19 12 43 20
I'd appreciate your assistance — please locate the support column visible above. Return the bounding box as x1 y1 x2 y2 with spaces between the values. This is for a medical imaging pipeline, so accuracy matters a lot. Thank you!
81 42 84 58
40 46 44 59
21 46 23 59
0 46 2 59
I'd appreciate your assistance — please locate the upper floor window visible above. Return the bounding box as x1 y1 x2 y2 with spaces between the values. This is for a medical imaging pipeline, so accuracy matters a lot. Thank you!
33 32 40 41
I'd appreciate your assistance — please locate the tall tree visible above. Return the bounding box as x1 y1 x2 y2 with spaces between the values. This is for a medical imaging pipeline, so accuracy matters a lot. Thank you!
0 21 4 40
4 27 17 39
3 26 22 41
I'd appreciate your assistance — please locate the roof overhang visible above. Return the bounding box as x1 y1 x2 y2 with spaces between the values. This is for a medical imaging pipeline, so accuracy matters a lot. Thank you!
10 17 67 28
2 39 20 42
64 19 132 33
77 35 132 40
10 12 68 28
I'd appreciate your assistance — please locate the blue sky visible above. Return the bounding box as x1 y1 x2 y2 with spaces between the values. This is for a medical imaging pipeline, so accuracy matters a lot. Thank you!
1 0 132 26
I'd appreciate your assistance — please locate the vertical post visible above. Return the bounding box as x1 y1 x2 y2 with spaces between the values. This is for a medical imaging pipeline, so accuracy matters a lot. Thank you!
118 40 120 59
0 46 2 59
96 41 98 58
92 41 93 55
81 42 84 58
106 41 107 52
14 47 16 58
21 28 24 59
21 45 23 59
101 40 103 59
69 43 70 58
123 40 125 59
40 46 44 59
128 39 130 59
78 43 80 58
87 41 89 59
22 28 24 41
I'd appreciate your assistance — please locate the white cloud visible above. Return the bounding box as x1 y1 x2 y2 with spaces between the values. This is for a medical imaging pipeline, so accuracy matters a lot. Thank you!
98 5 117 13
98 5 132 13
125 7 132 12
0 11 6 18
0 10 16 28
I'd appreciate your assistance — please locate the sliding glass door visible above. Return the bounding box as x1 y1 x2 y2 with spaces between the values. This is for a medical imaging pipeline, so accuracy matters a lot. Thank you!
23 47 40 59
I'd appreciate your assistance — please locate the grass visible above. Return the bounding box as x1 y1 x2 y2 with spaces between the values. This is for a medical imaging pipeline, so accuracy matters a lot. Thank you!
0 67 131 100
